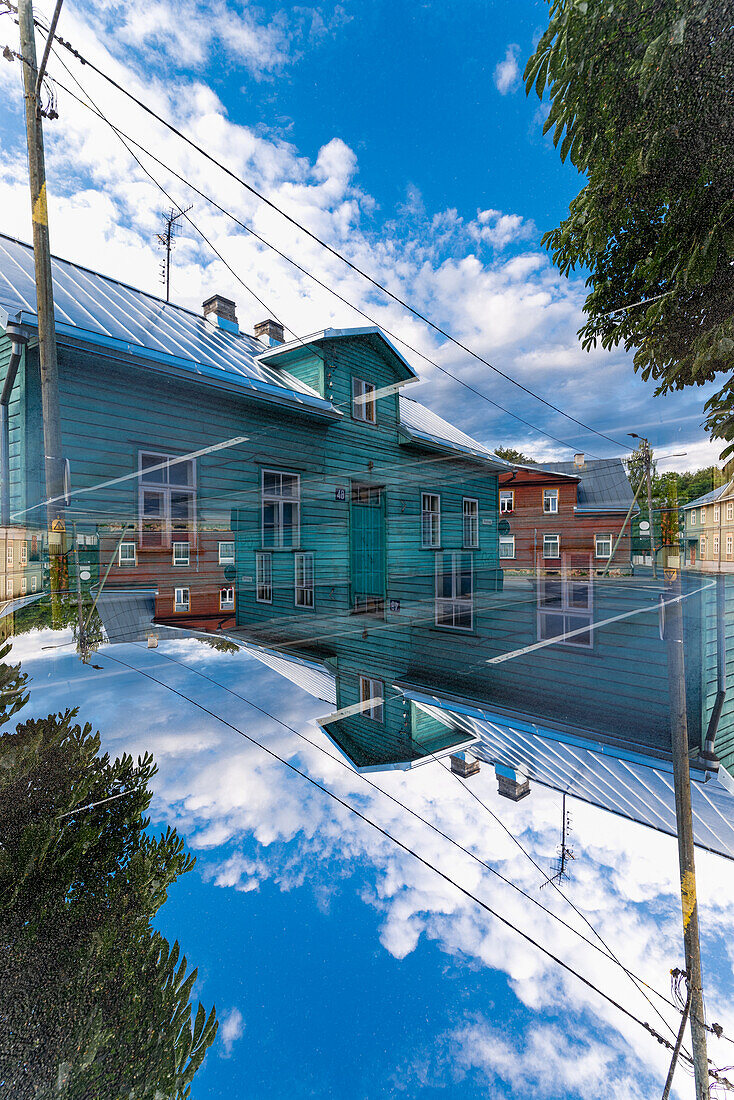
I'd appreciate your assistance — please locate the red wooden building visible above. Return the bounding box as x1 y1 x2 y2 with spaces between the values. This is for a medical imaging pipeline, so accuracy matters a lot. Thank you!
497 454 636 571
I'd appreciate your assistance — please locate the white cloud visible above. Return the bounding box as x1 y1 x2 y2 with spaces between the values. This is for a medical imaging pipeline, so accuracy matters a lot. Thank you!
494 44 522 95
219 1006 244 1057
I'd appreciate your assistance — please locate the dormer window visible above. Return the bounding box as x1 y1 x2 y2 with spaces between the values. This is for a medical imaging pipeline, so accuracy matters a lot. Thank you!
352 378 376 423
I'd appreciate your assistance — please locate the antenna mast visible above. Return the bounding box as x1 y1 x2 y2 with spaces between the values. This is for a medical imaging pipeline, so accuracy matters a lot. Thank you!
541 792 575 888
156 205 192 302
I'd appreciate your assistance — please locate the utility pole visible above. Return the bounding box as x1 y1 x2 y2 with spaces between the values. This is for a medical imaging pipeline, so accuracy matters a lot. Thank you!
18 0 66 600
665 571 709 1099
156 205 192 302
629 434 657 577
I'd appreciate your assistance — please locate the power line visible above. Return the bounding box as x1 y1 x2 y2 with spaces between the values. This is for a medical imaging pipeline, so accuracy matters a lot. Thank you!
25 18 631 452
94 644 689 1059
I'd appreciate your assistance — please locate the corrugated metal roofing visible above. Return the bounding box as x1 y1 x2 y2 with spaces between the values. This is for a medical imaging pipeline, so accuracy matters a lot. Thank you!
683 483 730 510
398 396 512 469
0 234 328 408
542 458 636 511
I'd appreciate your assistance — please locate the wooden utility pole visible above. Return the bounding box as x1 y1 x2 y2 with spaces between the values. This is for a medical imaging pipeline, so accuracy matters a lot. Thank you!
644 440 657 578
665 575 709 1098
18 0 66 597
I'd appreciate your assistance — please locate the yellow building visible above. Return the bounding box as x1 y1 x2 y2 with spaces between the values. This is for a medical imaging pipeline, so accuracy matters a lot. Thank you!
682 480 734 572
0 525 44 605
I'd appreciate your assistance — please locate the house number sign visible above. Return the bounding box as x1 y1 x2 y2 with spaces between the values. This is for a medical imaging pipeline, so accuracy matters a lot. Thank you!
389 599 400 612
335 487 346 501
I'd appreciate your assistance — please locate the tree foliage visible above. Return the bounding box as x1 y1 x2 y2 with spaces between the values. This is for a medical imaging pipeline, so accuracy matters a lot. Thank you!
526 0 734 453
493 446 537 464
0 704 217 1098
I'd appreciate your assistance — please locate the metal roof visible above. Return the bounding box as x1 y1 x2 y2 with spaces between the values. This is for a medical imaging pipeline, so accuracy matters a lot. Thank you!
256 326 420 380
398 396 513 470
683 483 731 510
541 458 637 512
0 234 333 412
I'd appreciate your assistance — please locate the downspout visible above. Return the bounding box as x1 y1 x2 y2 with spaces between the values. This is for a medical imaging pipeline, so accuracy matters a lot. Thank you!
1 327 28 528
703 571 726 763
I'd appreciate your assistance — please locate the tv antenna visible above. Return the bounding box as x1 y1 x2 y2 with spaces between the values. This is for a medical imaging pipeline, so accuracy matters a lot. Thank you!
541 792 574 888
156 205 192 302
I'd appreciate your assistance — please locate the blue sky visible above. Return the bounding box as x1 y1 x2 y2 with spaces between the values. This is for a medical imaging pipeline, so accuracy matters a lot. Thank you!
0 0 722 470
9 626 734 1099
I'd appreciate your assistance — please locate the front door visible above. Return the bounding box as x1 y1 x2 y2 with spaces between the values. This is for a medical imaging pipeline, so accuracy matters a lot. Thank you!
350 483 385 612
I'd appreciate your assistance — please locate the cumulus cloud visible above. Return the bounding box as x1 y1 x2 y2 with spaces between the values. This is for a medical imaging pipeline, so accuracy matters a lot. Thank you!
219 1007 245 1057
494 44 522 95
470 208 537 251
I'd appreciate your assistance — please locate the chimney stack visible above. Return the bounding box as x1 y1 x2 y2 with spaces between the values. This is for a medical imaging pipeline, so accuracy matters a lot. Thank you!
254 318 285 347
203 295 239 334
574 452 585 468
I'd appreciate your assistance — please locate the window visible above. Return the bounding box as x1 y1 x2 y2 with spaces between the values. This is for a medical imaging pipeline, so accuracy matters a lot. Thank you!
422 493 441 548
595 534 613 559
295 552 314 608
499 489 514 514
543 533 560 559
119 542 137 567
435 552 473 630
701 507 707 524
537 554 593 649
728 501 733 522
21 577 26 594
714 535 720 556
218 541 235 565
31 575 37 592
256 552 273 602
6 544 12 566
499 535 515 559
463 498 479 548
20 543 27 566
359 675 384 722
174 587 189 612
691 510 696 526
727 534 733 558
700 536 707 558
172 541 190 567
6 578 12 598
262 469 300 548
139 451 196 549
714 504 720 522
352 378 377 423
543 488 559 514
220 587 235 611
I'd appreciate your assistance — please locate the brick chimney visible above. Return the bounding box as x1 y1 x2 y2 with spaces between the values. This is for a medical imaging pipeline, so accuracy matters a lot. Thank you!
254 318 285 347
203 295 239 334
574 452 585 468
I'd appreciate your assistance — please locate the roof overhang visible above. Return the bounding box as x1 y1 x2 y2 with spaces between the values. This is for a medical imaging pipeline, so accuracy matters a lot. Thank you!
255 326 420 383
397 424 511 471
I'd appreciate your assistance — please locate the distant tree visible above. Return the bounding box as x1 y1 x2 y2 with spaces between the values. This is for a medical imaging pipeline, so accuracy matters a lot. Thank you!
0 641 29 725
198 635 241 654
525 0 734 455
494 446 537 465
0 705 217 1099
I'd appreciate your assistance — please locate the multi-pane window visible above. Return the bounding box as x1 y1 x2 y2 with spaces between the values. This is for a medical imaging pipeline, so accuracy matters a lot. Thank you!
31 575 37 592
174 587 189 612
220 587 235 611
172 541 190 566
256 552 273 602
218 541 235 565
701 536 707 558
139 452 196 549
463 498 479 548
728 501 734 521
499 490 514 513
6 578 12 598
6 544 12 566
543 489 559 514
714 504 720 522
537 554 593 649
595 534 612 559
701 507 707 524
543 533 560 559
499 535 515 559
691 510 697 526
359 675 384 722
352 378 377 423
714 535 720 556
20 577 26 594
119 541 137 567
727 534 733 558
421 493 441 548
20 543 27 566
262 470 300 548
435 551 473 630
295 552 314 608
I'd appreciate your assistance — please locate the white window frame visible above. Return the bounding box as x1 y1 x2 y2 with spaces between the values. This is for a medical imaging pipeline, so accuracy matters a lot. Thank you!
256 551 273 603
20 543 27 566
499 489 514 514
435 551 473 631
499 534 515 559
537 554 593 650
174 587 190 612
543 488 559 514
727 501 733 522
138 450 196 550
714 503 720 522
219 586 235 611
172 541 190 567
463 497 479 548
5 578 12 598
218 541 235 565
359 675 384 723
21 577 26 595
31 575 37 592
727 534 733 558
691 510 696 526
261 469 300 549
294 551 314 609
543 533 560 559
595 533 613 559
6 544 12 566
119 541 137 567
701 507 707 524
421 492 441 548
352 377 377 423
714 534 720 556
700 536 707 558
